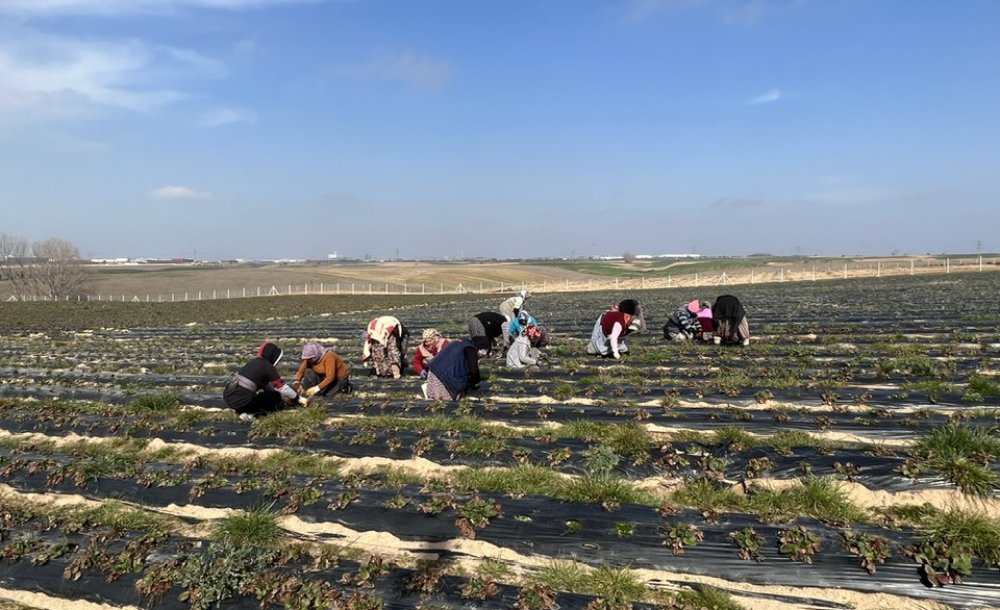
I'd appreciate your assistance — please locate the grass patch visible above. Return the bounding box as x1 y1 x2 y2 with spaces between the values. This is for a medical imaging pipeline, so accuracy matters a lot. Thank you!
966 374 1000 400
532 559 591 592
920 509 1000 567
69 501 174 535
670 478 746 512
455 465 564 498
673 586 744 610
213 506 283 547
911 423 1000 496
128 391 181 413
748 477 868 525
590 564 646 602
249 407 328 443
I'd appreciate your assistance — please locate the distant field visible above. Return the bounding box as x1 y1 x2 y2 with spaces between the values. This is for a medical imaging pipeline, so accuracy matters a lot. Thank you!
1 256 995 301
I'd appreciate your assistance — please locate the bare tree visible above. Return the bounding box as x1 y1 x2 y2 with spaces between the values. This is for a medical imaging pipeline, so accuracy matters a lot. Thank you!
0 233 33 296
29 238 90 299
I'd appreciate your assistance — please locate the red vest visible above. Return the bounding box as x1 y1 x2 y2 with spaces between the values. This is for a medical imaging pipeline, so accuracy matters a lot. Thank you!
600 311 628 336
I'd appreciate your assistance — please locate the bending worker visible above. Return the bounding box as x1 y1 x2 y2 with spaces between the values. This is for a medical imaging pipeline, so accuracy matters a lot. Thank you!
294 342 351 399
223 341 299 421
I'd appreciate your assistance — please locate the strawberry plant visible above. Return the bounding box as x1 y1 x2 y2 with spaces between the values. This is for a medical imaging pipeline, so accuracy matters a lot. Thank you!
778 526 821 564
842 530 892 574
663 523 704 556
729 527 765 562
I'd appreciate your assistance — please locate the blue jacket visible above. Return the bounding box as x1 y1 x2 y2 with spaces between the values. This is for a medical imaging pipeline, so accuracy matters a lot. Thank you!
507 313 538 338
427 339 481 397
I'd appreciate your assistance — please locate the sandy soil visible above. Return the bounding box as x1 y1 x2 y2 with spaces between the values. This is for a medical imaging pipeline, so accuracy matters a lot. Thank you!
5 485 993 610
0 590 140 610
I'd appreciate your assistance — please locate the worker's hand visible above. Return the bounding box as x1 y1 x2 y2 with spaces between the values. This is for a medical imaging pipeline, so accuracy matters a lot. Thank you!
304 386 320 397
291 380 302 392
612 351 621 360
297 395 310 407
419 370 428 380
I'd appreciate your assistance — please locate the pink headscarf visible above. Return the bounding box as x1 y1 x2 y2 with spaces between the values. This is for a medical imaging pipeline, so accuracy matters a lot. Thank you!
301 342 328 362
686 299 702 314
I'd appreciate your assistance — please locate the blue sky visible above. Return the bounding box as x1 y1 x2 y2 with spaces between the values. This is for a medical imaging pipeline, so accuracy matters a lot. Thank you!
1 0 998 260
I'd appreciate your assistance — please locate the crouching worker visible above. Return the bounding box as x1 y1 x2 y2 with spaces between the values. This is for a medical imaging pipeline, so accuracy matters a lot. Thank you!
422 339 484 401
712 294 751 346
362 315 409 378
294 342 351 401
413 328 449 379
664 300 711 341
507 310 550 348
587 300 642 359
224 342 299 421
507 324 543 369
469 311 507 355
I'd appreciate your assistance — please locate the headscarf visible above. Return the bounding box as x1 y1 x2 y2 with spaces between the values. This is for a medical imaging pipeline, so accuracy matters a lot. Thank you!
422 328 441 343
525 325 541 340
257 342 283 365
686 299 702 314
301 342 328 362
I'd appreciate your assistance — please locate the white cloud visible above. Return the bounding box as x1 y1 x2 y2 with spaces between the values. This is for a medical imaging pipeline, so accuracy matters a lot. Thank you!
747 88 781 104
197 106 257 127
334 51 454 91
0 0 329 17
0 28 236 125
164 47 229 78
0 34 184 119
151 185 211 199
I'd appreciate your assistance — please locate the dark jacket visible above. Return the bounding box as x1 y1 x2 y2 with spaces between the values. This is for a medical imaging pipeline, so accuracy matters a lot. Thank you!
474 312 507 339
427 339 481 398
713 295 746 323
224 342 288 409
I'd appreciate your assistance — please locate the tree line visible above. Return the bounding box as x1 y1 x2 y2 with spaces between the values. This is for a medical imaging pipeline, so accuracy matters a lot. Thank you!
0 234 90 300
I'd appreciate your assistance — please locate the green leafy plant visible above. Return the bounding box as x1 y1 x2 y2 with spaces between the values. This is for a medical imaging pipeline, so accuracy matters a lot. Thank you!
664 523 704 556
729 527 765 562
842 530 892 574
176 541 277 610
778 526 822 564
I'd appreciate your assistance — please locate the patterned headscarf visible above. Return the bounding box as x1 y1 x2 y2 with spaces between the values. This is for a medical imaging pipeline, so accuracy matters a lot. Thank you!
422 328 441 343
301 342 328 362
525 325 541 340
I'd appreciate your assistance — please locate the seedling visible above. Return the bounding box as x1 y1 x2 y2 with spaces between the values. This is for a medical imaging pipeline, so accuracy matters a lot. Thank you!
778 526 821 563
729 527 765 562
843 530 892 574
663 523 704 556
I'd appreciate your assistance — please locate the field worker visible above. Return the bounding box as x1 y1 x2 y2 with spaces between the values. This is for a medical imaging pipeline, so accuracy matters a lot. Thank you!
664 300 711 341
507 310 550 348
469 311 507 355
412 328 449 379
223 342 299 421
616 299 647 332
362 315 410 378
293 342 351 399
587 300 641 359
422 339 484 401
499 289 531 321
507 324 543 369
712 294 751 346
